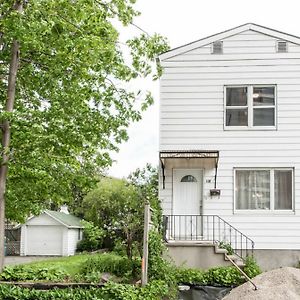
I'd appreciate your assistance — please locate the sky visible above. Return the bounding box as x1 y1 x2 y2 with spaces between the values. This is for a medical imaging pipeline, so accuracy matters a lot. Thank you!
108 0 300 178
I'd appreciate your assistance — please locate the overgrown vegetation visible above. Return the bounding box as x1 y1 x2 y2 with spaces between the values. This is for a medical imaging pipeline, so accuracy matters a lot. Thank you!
0 281 172 300
76 220 105 252
78 164 161 261
218 241 234 255
174 255 261 286
0 265 68 282
80 253 141 281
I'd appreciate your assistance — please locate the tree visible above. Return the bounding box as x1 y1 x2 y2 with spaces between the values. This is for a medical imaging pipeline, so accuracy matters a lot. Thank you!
82 177 143 260
0 0 169 270
81 164 160 260
127 163 162 228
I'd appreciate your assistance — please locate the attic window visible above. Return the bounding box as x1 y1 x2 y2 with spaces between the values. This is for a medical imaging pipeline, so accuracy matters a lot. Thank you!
212 41 223 54
277 41 288 53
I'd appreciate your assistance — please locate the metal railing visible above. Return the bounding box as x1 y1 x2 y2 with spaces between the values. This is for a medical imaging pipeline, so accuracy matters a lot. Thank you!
163 214 254 260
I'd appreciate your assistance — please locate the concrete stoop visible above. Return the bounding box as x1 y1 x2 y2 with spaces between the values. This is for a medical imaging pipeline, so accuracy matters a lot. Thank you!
166 240 244 270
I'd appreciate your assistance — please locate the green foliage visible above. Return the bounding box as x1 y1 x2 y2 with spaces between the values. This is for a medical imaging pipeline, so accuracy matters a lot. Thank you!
128 164 162 230
148 230 174 283
81 165 161 260
218 241 234 255
243 256 261 278
77 220 105 251
205 266 243 286
174 268 208 285
81 252 141 280
174 256 261 287
0 281 175 300
81 177 143 259
0 265 68 282
1 0 169 221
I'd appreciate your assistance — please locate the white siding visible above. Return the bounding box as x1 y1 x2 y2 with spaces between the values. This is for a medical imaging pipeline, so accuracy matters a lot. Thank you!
26 213 59 226
159 29 300 250
67 229 80 256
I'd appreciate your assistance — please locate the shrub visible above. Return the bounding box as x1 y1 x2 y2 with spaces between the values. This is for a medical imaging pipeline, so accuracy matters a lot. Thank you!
205 266 243 286
148 231 174 283
174 256 261 287
243 255 261 278
218 241 234 255
81 253 141 279
77 220 105 252
174 268 207 285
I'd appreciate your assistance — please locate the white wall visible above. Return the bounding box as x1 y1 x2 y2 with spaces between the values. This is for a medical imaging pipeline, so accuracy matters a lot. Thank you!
159 30 300 250
67 228 81 256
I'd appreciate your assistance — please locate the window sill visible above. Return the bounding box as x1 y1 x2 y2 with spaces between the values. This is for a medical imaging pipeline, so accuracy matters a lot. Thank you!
234 210 295 215
224 126 277 131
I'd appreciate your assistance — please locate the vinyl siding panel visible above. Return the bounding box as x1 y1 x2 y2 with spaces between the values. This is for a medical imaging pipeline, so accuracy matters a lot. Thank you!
67 229 80 256
159 29 300 250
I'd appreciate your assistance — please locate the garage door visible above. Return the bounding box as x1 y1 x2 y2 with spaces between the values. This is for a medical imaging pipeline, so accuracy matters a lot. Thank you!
26 226 63 256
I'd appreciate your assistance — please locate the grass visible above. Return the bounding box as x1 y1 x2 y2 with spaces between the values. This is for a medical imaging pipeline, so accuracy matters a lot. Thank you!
20 253 99 278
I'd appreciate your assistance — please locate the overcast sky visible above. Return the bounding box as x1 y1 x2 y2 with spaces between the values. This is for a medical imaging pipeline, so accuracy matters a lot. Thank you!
108 0 300 178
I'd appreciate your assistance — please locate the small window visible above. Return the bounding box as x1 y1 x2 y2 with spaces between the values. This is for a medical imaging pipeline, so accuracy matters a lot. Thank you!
277 41 288 53
181 175 197 182
212 41 223 54
235 169 293 211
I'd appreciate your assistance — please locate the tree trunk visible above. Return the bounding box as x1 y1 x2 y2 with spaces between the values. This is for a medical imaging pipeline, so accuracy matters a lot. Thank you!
0 1 22 272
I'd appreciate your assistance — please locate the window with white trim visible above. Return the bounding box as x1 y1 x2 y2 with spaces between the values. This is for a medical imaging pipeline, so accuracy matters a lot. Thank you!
225 86 276 129
235 169 293 211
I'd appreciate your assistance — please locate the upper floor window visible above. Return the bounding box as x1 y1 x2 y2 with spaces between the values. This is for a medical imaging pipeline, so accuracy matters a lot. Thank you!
225 85 276 129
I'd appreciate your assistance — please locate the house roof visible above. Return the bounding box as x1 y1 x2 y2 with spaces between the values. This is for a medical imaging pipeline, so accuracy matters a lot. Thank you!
44 210 82 228
159 23 300 61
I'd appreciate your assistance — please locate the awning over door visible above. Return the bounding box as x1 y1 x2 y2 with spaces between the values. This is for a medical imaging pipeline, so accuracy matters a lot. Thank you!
159 150 219 189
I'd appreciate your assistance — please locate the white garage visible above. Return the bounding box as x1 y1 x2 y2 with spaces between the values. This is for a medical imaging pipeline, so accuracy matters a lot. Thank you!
20 207 83 256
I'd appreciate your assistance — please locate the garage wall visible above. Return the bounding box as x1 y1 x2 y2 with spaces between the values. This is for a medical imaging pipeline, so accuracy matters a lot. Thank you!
26 213 59 226
67 229 80 256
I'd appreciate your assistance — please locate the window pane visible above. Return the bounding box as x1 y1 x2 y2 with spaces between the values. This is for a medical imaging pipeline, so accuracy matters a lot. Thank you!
181 175 197 182
226 109 248 126
236 170 270 209
275 170 292 210
253 108 275 126
253 87 275 106
226 87 247 106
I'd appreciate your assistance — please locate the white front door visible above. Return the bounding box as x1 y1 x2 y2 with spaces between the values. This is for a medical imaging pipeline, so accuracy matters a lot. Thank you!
172 169 203 239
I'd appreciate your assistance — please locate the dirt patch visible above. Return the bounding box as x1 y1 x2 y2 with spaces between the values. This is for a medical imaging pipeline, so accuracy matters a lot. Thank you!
224 267 300 300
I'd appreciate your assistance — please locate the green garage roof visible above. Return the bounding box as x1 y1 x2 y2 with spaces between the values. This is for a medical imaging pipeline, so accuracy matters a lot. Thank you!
45 210 82 228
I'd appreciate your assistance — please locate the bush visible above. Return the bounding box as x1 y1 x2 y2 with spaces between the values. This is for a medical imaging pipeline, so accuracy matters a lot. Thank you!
0 266 68 282
0 280 176 300
243 255 261 278
205 266 243 286
77 220 105 252
174 268 207 285
148 231 174 282
81 253 141 279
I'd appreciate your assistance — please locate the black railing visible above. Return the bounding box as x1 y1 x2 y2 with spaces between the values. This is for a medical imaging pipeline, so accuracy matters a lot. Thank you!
163 214 254 260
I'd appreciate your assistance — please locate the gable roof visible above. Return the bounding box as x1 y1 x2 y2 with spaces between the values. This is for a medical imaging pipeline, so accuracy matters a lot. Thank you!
44 210 82 228
159 23 300 61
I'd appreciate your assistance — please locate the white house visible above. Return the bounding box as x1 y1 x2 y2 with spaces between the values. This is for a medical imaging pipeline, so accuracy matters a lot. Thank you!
158 23 300 270
20 207 83 256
